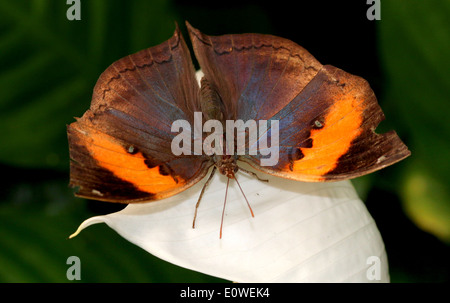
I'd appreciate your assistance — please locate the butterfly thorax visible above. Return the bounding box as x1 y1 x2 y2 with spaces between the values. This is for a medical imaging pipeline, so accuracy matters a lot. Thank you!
200 77 238 178
213 154 237 179
199 77 224 123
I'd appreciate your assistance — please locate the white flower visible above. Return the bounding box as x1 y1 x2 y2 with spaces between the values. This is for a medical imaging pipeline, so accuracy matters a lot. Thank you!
70 163 389 283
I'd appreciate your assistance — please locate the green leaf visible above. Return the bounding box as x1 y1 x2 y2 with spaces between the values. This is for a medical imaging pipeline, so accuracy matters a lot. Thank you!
378 0 450 241
0 188 225 283
401 160 450 244
0 0 178 170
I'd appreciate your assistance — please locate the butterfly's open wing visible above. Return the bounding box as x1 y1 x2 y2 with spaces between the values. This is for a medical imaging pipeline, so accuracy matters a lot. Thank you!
187 23 410 181
68 25 212 202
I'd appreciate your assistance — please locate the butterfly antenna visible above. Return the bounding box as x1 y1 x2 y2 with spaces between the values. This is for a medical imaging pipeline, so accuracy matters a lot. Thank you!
234 175 255 218
220 177 230 239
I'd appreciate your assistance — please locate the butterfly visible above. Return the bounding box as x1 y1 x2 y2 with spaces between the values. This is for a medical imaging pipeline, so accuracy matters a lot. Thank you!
67 22 410 234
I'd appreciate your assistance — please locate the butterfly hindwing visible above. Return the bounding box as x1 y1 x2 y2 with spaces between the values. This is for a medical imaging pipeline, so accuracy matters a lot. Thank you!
249 65 410 181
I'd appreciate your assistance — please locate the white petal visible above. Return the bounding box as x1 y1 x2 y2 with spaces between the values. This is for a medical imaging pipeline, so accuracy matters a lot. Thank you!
71 164 389 283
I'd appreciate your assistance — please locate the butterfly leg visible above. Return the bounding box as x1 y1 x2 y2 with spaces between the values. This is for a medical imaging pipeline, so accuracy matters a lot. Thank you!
192 166 217 229
238 167 269 182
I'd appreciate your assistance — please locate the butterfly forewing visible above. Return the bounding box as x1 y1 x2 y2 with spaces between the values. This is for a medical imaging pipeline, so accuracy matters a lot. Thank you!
68 25 212 203
187 22 410 181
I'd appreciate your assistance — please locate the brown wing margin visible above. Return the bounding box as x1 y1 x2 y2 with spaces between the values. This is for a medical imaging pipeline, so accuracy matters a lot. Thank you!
68 125 155 202
67 119 213 203
321 67 411 180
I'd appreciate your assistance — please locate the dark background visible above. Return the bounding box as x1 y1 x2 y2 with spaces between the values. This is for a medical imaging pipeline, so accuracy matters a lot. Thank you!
0 0 448 282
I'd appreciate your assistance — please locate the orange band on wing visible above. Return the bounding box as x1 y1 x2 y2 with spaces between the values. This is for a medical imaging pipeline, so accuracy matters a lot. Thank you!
75 124 179 193
291 94 363 178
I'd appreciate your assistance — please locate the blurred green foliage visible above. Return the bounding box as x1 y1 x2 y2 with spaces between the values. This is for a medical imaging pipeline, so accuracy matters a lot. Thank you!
379 0 450 244
0 0 448 282
0 0 177 169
